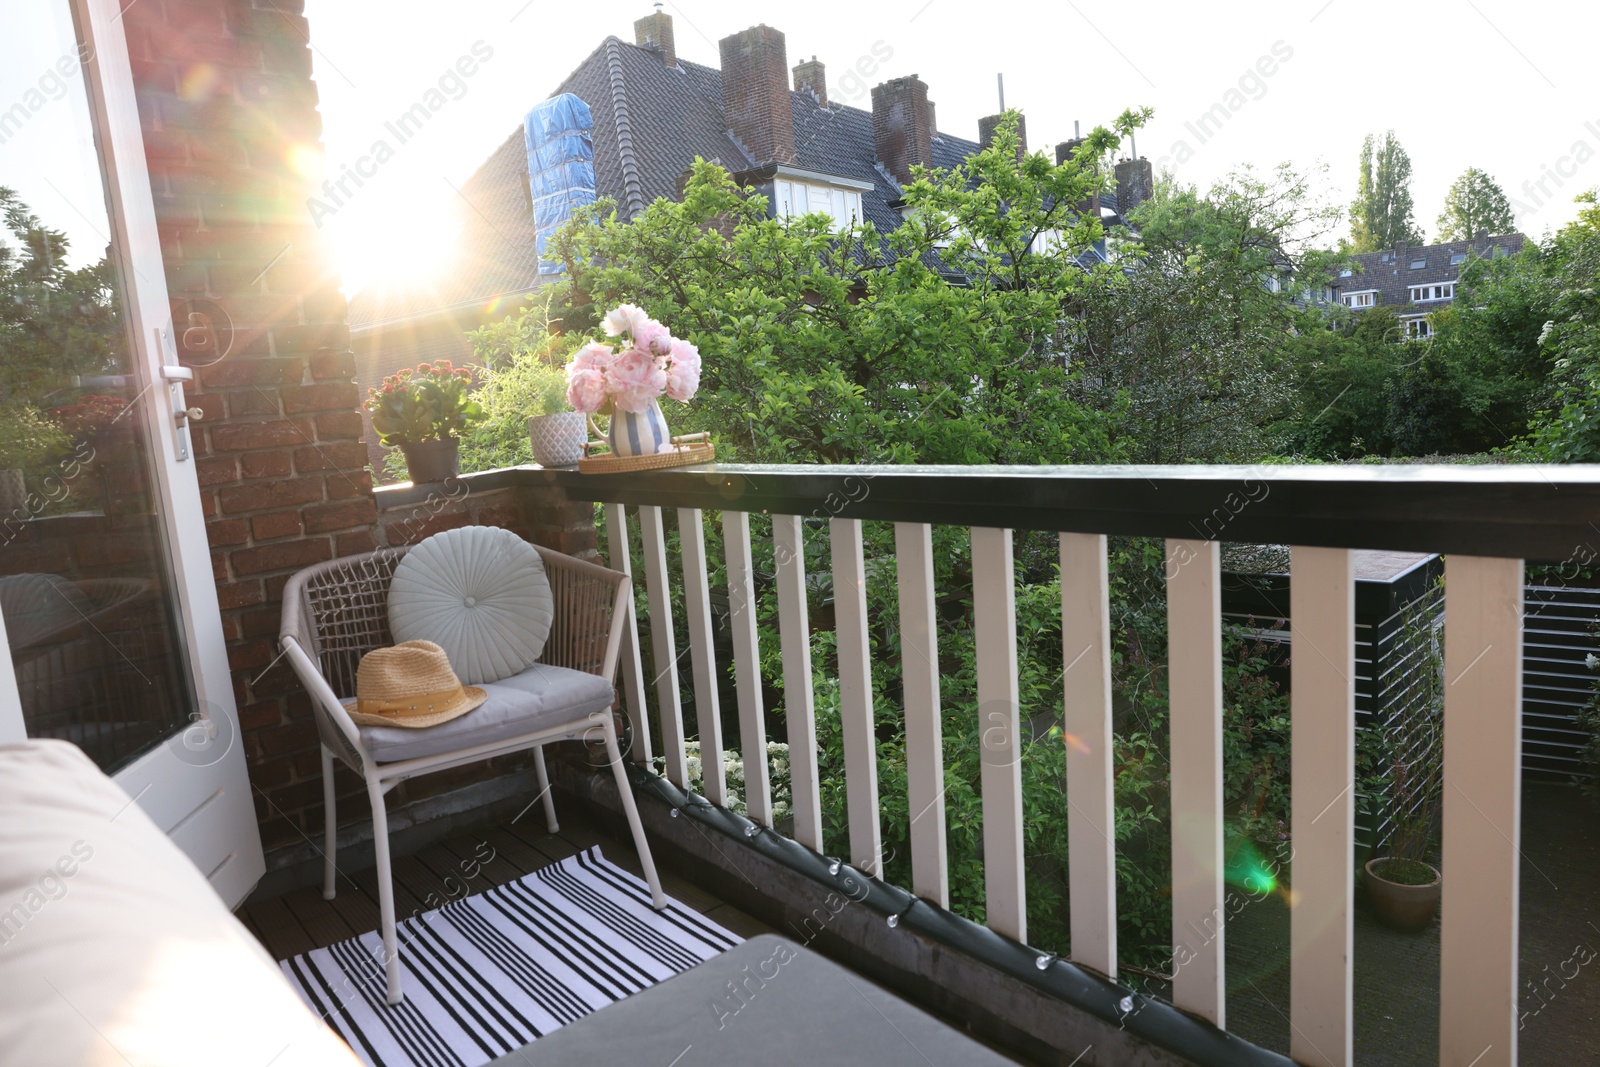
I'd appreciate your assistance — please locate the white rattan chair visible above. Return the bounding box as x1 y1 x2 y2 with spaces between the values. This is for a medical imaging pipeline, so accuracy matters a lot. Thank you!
279 542 664 1005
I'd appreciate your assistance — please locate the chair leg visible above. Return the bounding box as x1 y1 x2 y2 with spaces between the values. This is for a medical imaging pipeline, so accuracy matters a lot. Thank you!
604 716 665 909
367 776 403 1005
532 744 559 833
321 747 338 900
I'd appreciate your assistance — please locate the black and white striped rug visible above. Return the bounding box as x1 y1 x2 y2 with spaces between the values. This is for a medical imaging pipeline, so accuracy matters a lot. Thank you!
281 847 740 1067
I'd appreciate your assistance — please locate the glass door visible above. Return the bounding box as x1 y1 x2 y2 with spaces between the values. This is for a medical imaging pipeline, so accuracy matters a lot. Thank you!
0 0 263 906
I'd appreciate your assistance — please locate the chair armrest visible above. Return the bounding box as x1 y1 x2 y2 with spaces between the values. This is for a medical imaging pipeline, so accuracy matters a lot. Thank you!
281 634 368 772
533 546 631 684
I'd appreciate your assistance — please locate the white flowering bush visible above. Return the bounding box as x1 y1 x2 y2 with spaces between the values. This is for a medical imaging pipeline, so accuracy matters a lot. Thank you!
655 740 792 824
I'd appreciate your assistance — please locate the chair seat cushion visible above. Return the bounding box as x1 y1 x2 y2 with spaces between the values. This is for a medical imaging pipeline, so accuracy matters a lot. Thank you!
388 526 554 685
359 662 614 763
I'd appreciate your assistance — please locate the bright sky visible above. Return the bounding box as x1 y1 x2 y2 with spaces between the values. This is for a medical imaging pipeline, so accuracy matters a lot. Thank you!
3 1 1596 289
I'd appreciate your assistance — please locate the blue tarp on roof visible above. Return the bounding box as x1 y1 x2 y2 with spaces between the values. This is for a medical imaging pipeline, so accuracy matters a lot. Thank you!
524 94 596 275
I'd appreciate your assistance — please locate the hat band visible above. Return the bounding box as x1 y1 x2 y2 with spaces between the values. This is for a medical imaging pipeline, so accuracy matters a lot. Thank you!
355 685 469 722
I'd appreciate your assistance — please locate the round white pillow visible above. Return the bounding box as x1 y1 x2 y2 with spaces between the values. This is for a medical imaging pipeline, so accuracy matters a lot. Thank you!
388 526 554 685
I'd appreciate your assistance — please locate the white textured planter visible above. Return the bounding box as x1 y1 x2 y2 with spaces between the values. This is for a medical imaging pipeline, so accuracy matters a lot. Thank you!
528 412 587 468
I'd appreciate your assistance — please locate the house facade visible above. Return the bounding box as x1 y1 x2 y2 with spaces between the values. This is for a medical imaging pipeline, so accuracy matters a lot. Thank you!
1331 230 1526 339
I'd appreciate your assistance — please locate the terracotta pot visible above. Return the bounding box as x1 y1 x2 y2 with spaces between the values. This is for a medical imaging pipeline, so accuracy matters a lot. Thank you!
1364 857 1441 932
527 412 587 468
398 438 459 484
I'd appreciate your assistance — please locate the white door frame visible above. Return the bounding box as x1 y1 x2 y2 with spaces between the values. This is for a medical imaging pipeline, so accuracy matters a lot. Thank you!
0 0 265 907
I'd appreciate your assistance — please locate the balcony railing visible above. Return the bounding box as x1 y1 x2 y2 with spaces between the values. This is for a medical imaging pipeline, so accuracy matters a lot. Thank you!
508 461 1600 1067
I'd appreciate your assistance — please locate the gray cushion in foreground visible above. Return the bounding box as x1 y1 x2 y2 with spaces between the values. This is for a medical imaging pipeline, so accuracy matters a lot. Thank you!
358 662 614 762
490 933 1019 1066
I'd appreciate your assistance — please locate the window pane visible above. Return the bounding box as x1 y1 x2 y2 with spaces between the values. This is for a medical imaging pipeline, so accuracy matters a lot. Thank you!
0 4 196 772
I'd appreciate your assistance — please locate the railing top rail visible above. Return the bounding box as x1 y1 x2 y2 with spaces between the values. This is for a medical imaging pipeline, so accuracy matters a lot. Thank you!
474 463 1600 561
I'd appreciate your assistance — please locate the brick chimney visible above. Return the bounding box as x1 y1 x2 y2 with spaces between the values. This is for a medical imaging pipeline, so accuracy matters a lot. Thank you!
634 5 676 66
979 113 1028 161
720 25 796 165
1056 130 1100 217
1114 156 1153 215
871 75 932 185
793 55 826 106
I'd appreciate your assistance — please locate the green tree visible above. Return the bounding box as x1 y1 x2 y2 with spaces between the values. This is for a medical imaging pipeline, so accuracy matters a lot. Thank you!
548 110 1145 465
1435 167 1517 241
1087 163 1342 461
0 187 121 402
1520 191 1600 460
1349 131 1424 251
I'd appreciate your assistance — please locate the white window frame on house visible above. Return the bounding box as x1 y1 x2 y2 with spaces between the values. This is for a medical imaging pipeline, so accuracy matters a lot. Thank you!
1450 252 1467 265
1409 282 1456 303
1343 289 1378 309
772 166 870 231
1403 316 1434 340
0 0 265 907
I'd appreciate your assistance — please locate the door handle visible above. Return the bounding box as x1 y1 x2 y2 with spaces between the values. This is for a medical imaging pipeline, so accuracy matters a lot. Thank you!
157 327 193 462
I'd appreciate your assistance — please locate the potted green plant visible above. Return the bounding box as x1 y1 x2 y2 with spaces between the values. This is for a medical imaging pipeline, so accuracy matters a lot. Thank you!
1363 751 1442 931
525 360 586 468
365 361 484 483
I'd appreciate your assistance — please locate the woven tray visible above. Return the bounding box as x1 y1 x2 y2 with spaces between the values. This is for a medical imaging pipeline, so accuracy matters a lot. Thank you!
578 432 715 473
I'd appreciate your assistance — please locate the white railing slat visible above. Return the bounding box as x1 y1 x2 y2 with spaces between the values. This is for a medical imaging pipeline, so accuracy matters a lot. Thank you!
971 525 1025 943
774 514 823 852
1440 555 1524 1067
724 510 772 827
604 503 651 764
1289 546 1354 1067
677 508 726 807
1166 538 1225 1027
831 518 883 876
638 506 688 787
1060 532 1116 979
895 521 947 907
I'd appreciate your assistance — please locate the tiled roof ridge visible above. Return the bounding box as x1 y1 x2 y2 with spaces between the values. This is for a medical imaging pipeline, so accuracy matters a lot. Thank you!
602 36 648 218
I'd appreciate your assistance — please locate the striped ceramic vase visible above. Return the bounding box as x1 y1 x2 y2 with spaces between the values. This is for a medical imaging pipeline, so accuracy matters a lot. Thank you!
607 398 671 458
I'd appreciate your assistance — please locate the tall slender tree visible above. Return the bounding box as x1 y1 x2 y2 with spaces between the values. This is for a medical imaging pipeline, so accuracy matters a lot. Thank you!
1349 131 1424 251
1435 167 1517 240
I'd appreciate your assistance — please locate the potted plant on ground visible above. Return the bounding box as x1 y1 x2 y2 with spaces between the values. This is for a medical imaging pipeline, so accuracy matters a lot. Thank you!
524 360 586 468
1363 752 1442 931
366 361 484 483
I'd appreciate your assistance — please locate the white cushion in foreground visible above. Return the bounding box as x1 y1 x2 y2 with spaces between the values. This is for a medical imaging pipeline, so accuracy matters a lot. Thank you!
388 525 555 685
0 739 359 1067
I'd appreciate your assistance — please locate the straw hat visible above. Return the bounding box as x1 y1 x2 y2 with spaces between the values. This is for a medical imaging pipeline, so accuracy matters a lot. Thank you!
343 640 488 729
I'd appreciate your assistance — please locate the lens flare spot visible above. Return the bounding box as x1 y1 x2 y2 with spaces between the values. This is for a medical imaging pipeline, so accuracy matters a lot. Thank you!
1223 833 1279 896
286 143 322 180
179 64 220 103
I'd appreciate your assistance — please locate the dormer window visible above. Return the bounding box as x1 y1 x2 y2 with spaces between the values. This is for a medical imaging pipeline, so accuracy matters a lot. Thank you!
1343 289 1378 309
1409 282 1455 303
774 170 867 230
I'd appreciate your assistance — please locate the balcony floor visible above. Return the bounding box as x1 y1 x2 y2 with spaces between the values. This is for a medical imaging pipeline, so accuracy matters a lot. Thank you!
237 802 775 963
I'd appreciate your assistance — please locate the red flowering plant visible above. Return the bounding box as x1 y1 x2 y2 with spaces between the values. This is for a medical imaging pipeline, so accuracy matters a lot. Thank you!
364 360 484 445
52 395 129 438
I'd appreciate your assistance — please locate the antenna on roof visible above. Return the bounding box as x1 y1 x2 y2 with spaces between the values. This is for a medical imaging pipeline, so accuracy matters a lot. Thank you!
997 73 1005 112
1074 120 1080 139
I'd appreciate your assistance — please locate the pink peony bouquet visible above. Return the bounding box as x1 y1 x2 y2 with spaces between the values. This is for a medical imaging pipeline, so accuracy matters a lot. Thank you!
564 304 701 415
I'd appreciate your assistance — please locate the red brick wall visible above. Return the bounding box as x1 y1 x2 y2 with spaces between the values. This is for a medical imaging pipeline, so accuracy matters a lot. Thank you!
124 0 378 853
